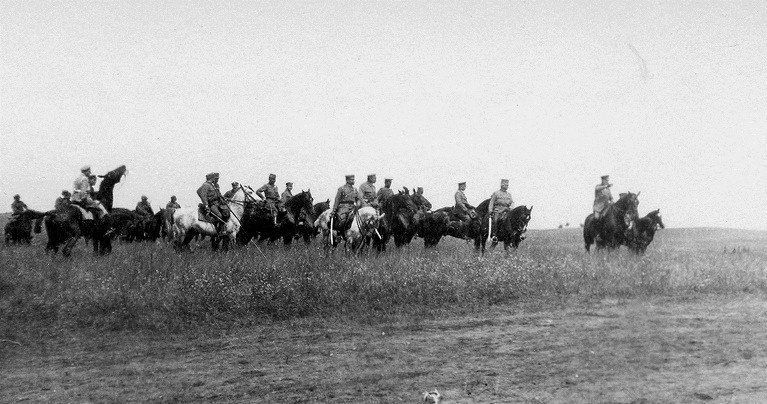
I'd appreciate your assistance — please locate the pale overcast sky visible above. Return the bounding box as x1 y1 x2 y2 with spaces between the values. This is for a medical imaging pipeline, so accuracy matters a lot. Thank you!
2 1 766 229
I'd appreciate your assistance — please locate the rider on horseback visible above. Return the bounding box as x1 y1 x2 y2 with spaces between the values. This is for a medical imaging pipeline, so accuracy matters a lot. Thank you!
359 174 379 209
55 190 71 210
454 182 474 222
488 179 514 242
9 194 27 223
333 174 361 232
135 195 154 217
72 165 108 219
256 174 281 224
197 172 228 235
593 174 614 220
376 178 394 207
165 195 180 209
281 182 293 205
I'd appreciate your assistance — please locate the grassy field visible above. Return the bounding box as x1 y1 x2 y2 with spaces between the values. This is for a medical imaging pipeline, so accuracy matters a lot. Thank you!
2 220 767 402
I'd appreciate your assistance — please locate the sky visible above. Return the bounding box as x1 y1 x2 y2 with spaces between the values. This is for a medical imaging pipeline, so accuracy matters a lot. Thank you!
2 1 766 230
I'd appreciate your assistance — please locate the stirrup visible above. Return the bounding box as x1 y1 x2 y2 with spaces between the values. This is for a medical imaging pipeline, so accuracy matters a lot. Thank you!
491 236 498 243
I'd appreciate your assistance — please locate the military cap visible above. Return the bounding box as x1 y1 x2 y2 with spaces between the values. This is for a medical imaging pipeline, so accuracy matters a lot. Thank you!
141 195 148 200
232 181 239 187
286 182 293 186
601 175 610 180
501 179 509 185
81 165 91 172
13 194 20 199
62 190 71 197
268 173 276 179
458 181 466 186
417 187 423 193
367 174 376 179
384 178 392 182
170 195 177 200
345 174 355 180
205 172 218 180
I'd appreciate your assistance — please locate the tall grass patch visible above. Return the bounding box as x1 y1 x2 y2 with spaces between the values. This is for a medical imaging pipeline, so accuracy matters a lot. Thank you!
1 228 766 332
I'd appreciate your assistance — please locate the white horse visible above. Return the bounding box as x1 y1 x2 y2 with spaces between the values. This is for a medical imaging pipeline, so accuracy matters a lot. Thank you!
314 206 382 252
172 188 246 251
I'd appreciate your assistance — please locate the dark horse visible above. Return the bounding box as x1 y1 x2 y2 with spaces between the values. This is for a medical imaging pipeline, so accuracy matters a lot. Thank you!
431 203 481 245
5 210 47 244
625 209 664 254
583 191 640 251
238 190 314 245
110 208 163 242
474 202 534 253
374 188 419 252
35 165 126 256
296 199 329 244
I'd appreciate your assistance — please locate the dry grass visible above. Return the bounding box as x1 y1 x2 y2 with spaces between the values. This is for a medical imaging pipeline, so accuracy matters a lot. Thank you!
2 225 766 334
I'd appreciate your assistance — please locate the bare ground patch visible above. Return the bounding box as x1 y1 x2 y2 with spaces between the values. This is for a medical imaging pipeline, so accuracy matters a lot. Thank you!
3 295 767 402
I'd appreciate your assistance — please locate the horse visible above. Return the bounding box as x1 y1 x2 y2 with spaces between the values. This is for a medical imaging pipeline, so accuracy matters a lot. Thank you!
35 165 127 256
275 190 315 245
375 188 420 251
434 203 481 243
475 205 533 253
583 191 640 251
314 206 381 253
296 199 329 244
237 190 314 245
415 209 451 248
625 209 664 254
5 210 47 244
172 187 246 251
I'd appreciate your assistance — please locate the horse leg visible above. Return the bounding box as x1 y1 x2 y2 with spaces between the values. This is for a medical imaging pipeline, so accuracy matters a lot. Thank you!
62 236 79 257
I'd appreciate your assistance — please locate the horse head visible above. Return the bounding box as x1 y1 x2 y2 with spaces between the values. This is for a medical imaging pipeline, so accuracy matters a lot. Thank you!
614 191 640 226
648 209 664 230
95 165 127 211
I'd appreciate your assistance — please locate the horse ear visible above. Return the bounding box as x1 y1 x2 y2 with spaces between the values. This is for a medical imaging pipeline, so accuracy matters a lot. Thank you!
97 175 105 178
529 205 533 212
636 191 641 197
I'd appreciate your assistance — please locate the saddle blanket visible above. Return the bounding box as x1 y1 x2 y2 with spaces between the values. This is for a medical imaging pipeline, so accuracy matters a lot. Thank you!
73 205 95 220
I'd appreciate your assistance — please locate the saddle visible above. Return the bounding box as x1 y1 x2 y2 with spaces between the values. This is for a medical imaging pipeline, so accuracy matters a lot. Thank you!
197 204 230 223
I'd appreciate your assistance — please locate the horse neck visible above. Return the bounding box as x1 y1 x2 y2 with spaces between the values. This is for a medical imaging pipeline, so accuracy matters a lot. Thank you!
96 181 116 210
285 194 307 216
227 192 246 218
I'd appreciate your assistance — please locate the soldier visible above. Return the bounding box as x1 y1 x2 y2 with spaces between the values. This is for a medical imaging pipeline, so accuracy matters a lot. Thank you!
223 182 240 199
135 195 154 217
593 175 613 220
359 174 378 209
197 172 227 234
332 174 360 230
281 182 293 205
10 194 27 222
454 181 472 222
376 178 394 207
72 165 108 218
55 190 71 210
415 187 432 211
256 173 281 220
488 179 514 242
165 195 181 209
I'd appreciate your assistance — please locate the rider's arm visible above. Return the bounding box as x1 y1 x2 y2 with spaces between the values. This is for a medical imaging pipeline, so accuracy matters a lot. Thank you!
255 184 267 200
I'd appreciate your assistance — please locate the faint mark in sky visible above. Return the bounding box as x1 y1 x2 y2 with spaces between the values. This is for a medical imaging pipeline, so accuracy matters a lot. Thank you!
627 43 648 81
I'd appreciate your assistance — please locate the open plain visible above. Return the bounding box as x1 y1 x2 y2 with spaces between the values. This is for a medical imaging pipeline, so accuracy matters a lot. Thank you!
2 223 767 403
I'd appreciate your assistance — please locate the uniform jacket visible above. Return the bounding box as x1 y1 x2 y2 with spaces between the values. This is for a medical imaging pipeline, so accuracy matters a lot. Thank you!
280 189 293 204
376 187 393 205
166 201 181 209
455 190 469 213
488 190 514 214
593 184 613 214
333 184 360 210
359 182 377 203
72 174 92 203
135 201 154 216
197 181 222 206
257 183 280 200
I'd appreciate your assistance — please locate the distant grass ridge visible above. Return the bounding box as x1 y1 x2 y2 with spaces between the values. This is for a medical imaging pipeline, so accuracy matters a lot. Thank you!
1 228 766 333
